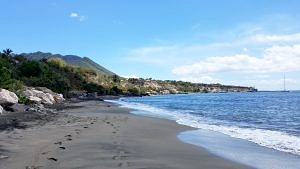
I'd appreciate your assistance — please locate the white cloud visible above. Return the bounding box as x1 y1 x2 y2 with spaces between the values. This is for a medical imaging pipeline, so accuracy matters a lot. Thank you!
172 44 300 76
242 48 249 52
70 12 78 17
229 78 300 91
125 32 300 67
70 12 86 21
124 19 300 90
122 74 140 79
249 33 300 43
176 75 220 84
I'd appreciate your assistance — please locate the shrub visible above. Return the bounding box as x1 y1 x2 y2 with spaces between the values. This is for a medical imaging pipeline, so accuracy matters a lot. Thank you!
14 55 27 63
0 67 11 82
127 87 141 96
83 83 106 94
17 60 43 77
47 57 66 68
110 86 123 95
1 79 23 91
0 67 23 92
17 94 31 105
112 74 120 83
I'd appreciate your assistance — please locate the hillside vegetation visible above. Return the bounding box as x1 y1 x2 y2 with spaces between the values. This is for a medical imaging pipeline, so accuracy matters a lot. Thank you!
21 52 115 76
0 49 122 96
0 49 257 98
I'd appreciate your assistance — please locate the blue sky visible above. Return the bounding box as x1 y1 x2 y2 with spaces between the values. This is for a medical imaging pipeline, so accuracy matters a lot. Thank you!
1 0 300 90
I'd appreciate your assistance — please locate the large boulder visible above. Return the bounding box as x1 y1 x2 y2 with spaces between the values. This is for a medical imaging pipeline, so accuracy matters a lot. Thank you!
23 87 65 105
0 89 18 106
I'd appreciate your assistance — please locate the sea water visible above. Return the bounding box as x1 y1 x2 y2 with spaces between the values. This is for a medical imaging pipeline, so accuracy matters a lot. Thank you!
108 91 300 169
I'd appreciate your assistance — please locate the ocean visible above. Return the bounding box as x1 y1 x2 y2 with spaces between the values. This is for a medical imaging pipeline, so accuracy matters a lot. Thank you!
108 91 300 169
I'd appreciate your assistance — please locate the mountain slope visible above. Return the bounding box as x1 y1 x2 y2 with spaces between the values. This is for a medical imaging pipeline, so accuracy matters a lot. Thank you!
21 52 115 76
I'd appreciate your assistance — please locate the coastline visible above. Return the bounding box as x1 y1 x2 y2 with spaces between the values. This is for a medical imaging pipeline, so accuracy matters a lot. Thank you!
0 100 252 169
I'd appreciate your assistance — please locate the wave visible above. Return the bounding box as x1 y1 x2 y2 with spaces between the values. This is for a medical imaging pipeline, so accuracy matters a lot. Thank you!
107 99 300 156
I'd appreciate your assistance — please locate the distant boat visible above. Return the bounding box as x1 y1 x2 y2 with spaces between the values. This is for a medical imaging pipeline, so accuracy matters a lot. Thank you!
282 73 289 92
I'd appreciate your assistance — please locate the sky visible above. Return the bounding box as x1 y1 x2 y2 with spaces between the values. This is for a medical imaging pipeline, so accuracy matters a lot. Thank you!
0 0 300 91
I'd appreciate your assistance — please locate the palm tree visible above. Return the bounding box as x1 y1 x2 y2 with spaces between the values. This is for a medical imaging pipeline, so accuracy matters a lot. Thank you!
2 48 13 57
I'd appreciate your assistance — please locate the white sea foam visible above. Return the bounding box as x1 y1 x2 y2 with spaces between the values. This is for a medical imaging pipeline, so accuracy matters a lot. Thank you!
107 99 300 156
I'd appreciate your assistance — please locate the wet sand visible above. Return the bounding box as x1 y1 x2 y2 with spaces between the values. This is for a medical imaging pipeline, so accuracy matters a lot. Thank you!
0 100 253 169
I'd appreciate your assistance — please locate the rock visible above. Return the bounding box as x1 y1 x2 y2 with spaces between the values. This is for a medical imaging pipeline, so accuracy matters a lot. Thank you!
28 96 42 103
38 93 54 105
23 87 64 105
0 89 18 106
0 105 3 114
46 93 55 103
53 94 65 103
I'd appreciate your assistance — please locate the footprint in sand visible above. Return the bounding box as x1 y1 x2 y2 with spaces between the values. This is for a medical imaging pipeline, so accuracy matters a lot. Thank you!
47 157 58 162
117 161 131 167
75 129 81 134
54 141 62 145
112 155 128 160
41 151 50 155
59 146 66 150
64 134 73 141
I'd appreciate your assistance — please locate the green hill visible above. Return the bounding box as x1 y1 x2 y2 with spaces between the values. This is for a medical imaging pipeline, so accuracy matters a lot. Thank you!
21 52 115 76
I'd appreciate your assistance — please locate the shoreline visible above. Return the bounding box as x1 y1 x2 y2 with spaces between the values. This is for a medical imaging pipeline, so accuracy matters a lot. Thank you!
0 100 253 169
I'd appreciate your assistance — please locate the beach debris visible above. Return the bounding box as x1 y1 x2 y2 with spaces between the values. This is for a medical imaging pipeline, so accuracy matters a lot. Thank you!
0 89 18 106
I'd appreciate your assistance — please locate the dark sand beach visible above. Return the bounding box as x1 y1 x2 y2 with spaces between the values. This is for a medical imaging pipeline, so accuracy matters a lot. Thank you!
0 100 253 169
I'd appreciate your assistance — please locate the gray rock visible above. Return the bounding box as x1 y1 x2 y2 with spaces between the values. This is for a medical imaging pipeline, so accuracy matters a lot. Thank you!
0 89 18 106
